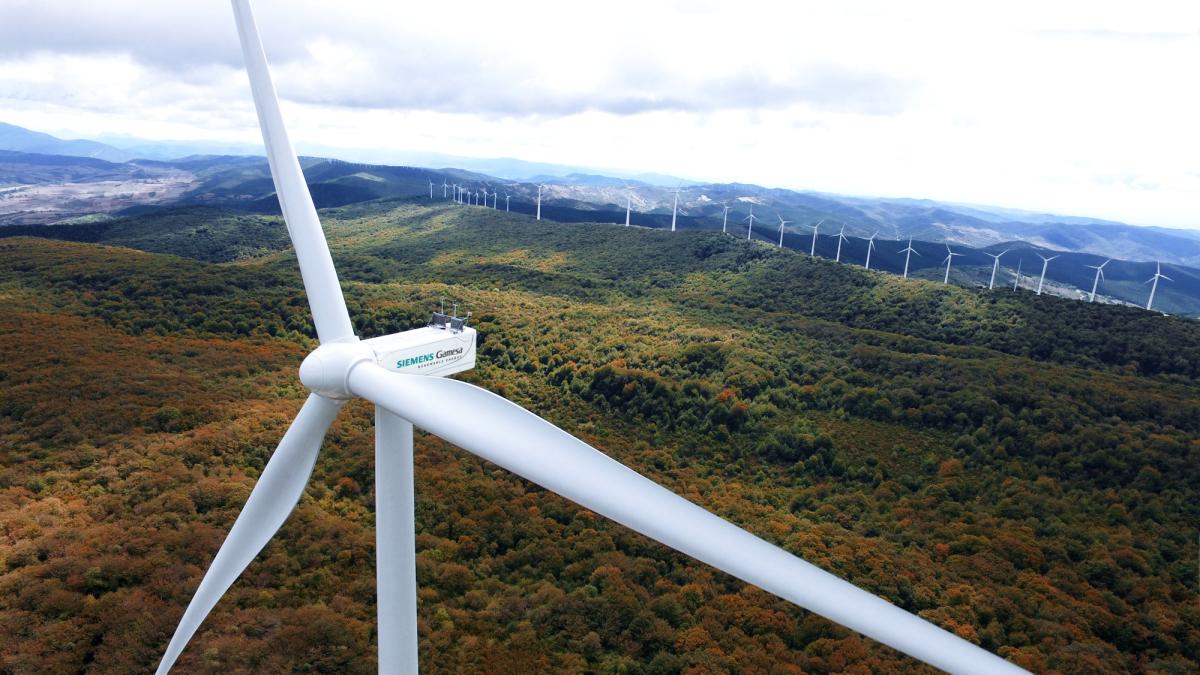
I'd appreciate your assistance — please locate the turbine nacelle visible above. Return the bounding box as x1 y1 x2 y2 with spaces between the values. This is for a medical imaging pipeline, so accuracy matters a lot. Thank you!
299 319 479 399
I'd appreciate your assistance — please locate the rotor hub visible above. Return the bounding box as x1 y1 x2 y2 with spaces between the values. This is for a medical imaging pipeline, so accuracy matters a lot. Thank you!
298 339 374 399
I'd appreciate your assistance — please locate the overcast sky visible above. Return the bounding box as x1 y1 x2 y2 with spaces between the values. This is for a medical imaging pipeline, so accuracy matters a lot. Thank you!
1 0 1197 228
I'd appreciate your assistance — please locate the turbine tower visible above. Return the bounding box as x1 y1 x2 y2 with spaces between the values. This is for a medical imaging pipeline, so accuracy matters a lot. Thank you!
721 202 731 234
1084 258 1110 302
1145 261 1172 311
864 231 878 270
157 5 1033 675
504 193 511 212
834 225 848 263
480 187 487 207
776 214 791 248
1013 258 1023 291
985 250 1009 290
744 204 758 241
899 237 919 278
1035 253 1059 295
536 184 543 220
428 180 434 199
442 180 449 199
625 192 632 226
941 244 962 284
809 219 824 256
670 187 680 232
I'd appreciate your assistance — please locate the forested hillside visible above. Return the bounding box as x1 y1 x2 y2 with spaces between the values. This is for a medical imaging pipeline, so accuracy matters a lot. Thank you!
0 202 1196 673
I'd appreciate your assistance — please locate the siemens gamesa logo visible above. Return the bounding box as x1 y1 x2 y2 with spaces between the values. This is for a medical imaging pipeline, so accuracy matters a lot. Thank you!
397 353 435 368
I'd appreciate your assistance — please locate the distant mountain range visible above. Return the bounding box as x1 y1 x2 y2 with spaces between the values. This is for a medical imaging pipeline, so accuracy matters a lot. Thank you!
3 120 1200 313
0 122 134 163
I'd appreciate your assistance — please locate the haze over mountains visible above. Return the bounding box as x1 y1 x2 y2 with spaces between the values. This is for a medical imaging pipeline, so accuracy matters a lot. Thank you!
3 120 1200 316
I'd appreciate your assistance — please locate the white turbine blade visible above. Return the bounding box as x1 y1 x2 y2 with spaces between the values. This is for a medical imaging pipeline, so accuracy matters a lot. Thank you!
347 364 1026 675
231 0 354 344
157 394 343 674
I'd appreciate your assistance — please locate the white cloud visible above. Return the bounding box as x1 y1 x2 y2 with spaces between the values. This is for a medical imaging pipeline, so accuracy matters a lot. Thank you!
0 0 1197 227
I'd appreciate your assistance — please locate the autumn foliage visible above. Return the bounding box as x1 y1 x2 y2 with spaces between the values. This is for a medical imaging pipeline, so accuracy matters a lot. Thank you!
0 204 1197 673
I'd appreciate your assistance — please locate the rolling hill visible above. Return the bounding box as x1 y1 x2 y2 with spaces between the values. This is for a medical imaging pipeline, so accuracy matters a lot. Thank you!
8 200 1200 317
1 201 1196 672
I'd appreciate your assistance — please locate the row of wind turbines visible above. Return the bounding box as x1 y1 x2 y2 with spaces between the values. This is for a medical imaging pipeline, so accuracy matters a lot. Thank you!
431 183 1176 313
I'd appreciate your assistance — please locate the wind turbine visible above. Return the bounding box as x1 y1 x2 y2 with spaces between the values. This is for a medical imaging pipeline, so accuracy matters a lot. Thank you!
670 187 681 232
480 187 488 207
744 204 758 241
898 237 919 278
809 219 824 256
985 250 1009 290
625 191 632 226
1035 253 1058 295
1145 261 1172 311
442 180 449 199
492 190 498 209
428 180 434 199
1084 258 1110 302
776 214 790 248
941 244 962 284
504 193 511 212
1013 258 1023 291
536 184 543 220
157 5 1031 675
834 225 849 263
720 202 730 234
864 231 878 270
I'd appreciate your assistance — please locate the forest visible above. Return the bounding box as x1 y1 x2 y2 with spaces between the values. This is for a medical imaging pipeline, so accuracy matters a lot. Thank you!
0 201 1197 673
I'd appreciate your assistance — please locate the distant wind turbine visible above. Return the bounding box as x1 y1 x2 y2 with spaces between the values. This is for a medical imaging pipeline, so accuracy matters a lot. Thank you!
1084 259 1110 302
670 187 680 232
899 238 919 278
744 204 758 241
941 245 962 284
625 192 632 226
480 187 487 207
1145 261 1172 311
1013 259 1023 291
536 185 543 221
442 180 449 199
428 180 434 199
504 193 511 212
776 215 790 248
985 249 1009 290
864 231 878 270
834 225 848 263
720 202 730 234
1036 253 1059 295
809 219 824 256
